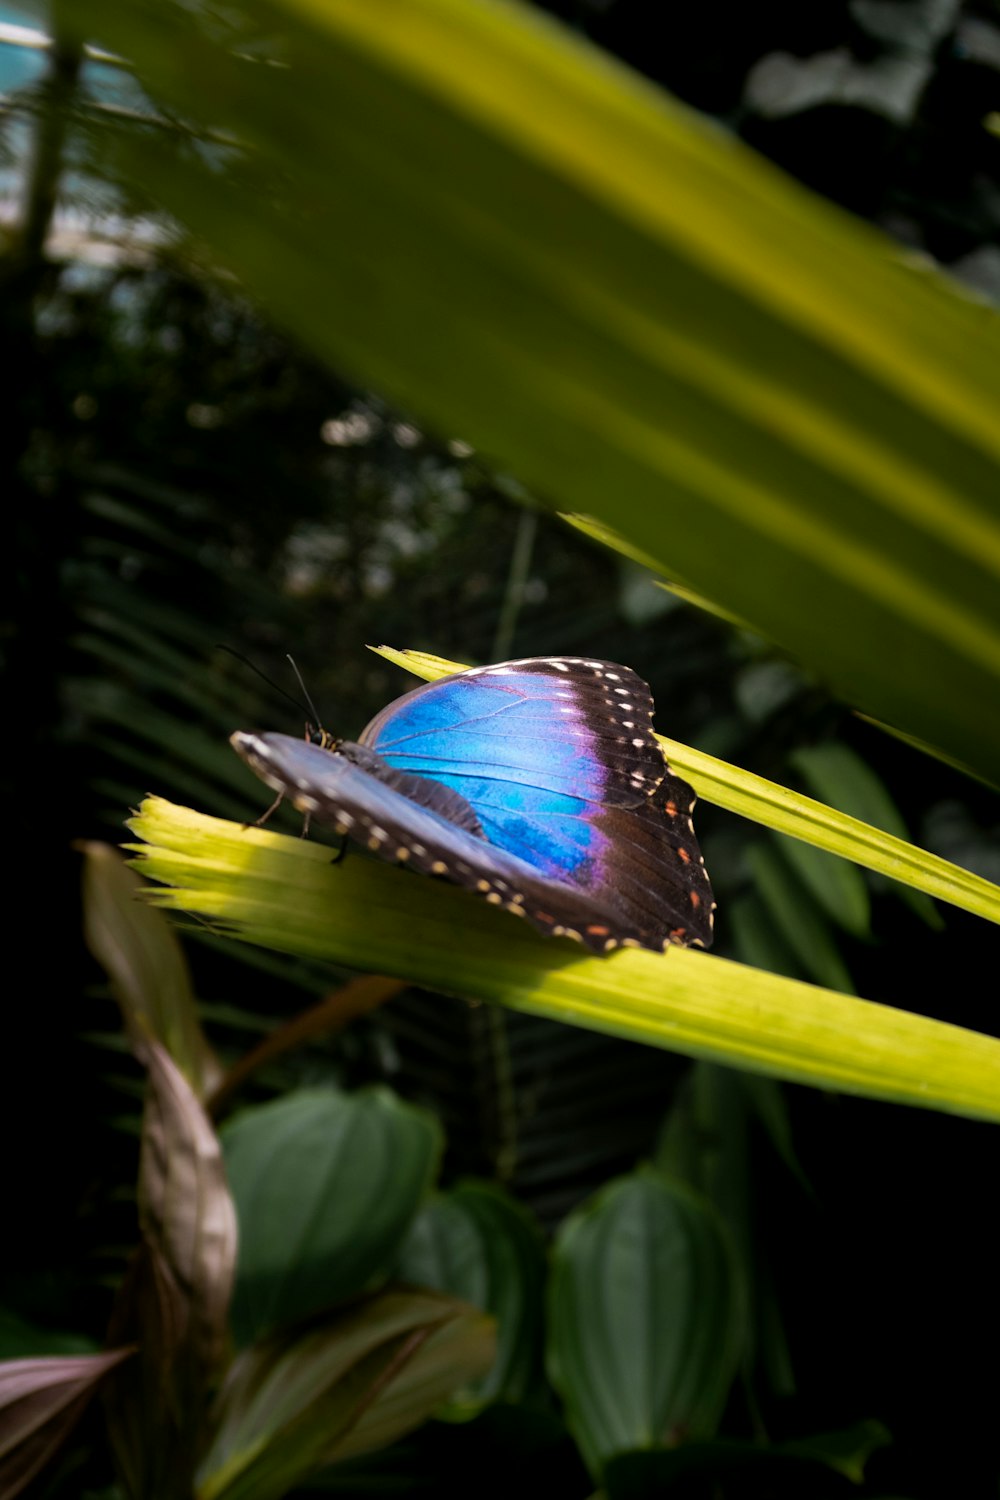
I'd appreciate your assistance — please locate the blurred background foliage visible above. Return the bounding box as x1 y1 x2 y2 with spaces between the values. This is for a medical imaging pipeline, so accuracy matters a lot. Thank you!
2 0 1000 1496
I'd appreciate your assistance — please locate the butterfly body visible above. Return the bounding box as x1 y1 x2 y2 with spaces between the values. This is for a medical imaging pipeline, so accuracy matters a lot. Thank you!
231 656 714 953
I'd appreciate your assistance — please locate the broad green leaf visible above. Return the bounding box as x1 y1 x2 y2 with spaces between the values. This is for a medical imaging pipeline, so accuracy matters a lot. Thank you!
197 1289 495 1500
66 0 1000 783
79 841 221 1096
603 1419 891 1496
777 1419 893 1482
791 741 943 927
657 1061 809 1212
656 1063 803 1397
395 1181 546 1409
791 741 919 838
127 796 1000 1125
725 892 804 981
745 843 854 993
376 648 1000 930
0 1349 132 1500
771 831 872 939
222 1088 442 1344
547 1169 745 1475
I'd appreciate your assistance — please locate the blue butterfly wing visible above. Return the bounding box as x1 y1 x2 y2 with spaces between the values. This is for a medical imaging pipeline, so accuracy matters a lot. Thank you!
230 731 640 949
359 658 714 949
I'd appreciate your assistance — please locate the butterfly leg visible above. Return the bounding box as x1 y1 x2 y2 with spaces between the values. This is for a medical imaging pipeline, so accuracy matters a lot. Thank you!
330 834 350 865
243 790 284 831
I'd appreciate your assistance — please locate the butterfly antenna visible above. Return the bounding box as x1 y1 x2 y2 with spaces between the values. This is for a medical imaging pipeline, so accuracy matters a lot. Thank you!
286 654 325 730
216 643 313 720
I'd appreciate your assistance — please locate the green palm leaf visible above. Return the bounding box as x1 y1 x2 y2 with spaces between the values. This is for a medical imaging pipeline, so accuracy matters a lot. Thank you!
127 797 1000 1125
67 0 1000 783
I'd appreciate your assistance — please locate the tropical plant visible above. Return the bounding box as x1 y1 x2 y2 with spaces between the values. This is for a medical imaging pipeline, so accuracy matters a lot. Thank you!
4 0 1000 1495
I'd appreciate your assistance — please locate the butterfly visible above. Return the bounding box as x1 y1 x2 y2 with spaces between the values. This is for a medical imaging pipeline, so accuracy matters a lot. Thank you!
231 656 714 954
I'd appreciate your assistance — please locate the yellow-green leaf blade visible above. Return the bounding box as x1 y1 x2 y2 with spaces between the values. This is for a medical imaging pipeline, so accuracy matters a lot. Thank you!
127 799 1000 1125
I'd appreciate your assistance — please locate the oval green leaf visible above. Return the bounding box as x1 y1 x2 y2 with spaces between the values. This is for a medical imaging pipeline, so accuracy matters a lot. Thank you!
222 1087 442 1344
395 1181 546 1409
547 1169 745 1475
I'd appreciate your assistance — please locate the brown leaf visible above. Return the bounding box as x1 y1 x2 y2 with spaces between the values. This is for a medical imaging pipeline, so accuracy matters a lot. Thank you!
0 1349 132 1500
104 1044 238 1500
207 975 406 1115
140 1043 238 1369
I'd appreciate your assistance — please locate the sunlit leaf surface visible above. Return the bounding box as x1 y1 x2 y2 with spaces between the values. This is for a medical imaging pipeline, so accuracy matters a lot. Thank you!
127 797 1000 1124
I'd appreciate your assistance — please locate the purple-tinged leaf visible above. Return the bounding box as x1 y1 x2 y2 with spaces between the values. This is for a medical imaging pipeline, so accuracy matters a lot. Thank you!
197 1289 495 1500
0 1349 131 1499
324 1305 498 1465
